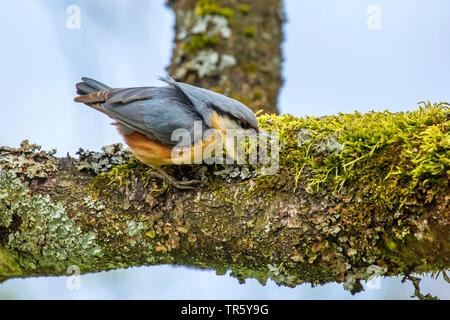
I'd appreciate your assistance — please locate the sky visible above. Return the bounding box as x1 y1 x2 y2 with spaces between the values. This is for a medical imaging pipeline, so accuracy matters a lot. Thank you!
0 0 448 299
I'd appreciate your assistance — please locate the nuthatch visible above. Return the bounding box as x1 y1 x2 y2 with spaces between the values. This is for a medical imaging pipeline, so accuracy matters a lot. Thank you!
74 76 261 189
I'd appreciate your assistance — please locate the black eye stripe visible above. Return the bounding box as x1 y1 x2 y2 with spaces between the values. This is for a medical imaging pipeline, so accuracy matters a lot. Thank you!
240 121 252 129
209 103 254 130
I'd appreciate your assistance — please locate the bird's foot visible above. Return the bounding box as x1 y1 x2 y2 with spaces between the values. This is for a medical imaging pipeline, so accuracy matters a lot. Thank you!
147 167 201 190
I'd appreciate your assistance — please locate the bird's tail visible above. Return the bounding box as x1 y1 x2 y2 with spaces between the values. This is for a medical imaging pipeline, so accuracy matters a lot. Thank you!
74 77 112 113
76 77 111 95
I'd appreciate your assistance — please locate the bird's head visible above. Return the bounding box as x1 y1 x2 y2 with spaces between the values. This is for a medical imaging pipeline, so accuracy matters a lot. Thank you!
170 79 259 133
207 100 259 134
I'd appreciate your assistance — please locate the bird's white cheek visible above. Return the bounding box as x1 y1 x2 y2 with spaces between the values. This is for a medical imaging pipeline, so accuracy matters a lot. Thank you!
218 116 240 131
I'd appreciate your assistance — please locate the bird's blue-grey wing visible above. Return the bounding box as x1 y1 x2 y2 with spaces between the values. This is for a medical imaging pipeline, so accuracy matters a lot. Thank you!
75 78 206 146
158 76 258 130
101 86 206 147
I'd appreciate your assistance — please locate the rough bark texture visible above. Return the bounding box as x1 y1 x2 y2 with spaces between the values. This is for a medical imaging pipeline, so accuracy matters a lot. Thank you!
167 0 284 114
0 103 448 295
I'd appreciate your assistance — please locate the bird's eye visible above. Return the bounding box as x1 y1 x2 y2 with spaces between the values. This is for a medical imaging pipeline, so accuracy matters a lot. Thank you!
238 119 249 129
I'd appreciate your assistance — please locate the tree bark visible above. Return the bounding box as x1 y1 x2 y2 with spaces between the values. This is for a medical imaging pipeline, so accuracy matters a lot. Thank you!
1 103 448 294
167 0 284 114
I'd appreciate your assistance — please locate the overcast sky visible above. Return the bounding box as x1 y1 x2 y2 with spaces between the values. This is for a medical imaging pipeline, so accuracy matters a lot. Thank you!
0 0 448 299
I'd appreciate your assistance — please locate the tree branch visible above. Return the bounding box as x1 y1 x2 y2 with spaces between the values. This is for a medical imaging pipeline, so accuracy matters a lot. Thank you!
1 103 448 296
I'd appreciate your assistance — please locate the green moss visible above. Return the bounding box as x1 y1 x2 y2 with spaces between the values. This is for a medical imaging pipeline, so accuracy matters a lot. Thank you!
185 34 220 53
88 102 448 213
242 102 449 281
88 102 449 227
230 265 269 285
252 102 449 198
210 86 225 94
243 25 257 37
240 62 260 74
252 88 263 101
0 248 22 281
237 4 251 15
86 100 449 279
228 92 253 107
88 157 151 197
3 104 446 288
88 155 212 195
195 0 234 20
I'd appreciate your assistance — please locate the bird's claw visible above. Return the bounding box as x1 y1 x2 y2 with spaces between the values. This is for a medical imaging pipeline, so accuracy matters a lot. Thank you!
146 167 202 190
170 179 202 190
177 179 202 186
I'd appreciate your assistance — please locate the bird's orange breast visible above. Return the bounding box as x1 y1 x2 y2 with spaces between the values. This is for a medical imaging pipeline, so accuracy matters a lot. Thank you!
120 130 174 166
114 117 221 167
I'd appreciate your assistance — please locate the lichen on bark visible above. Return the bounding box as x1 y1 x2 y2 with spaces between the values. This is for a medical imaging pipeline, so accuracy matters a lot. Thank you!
0 103 448 297
0 170 101 281
167 0 284 114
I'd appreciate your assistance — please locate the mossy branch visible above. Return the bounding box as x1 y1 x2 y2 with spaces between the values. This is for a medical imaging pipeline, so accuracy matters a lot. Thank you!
0 103 448 298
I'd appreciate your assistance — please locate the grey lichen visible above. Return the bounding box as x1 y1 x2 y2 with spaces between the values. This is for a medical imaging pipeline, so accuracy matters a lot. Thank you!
191 15 231 39
314 135 344 155
219 54 237 69
297 130 343 155
0 140 57 179
343 265 387 294
177 50 237 79
175 10 193 41
76 143 131 174
267 263 299 286
343 274 358 292
214 165 255 182
172 8 236 79
362 265 387 282
297 129 313 146
83 195 106 217
0 170 102 273
188 50 219 78
126 220 146 237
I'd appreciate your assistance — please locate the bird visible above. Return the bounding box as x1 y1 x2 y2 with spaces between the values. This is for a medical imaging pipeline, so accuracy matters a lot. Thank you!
74 76 260 189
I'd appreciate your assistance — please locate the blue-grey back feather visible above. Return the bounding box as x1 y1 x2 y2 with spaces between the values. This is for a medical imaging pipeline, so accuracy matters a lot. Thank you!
81 77 111 91
102 86 207 147
159 77 258 129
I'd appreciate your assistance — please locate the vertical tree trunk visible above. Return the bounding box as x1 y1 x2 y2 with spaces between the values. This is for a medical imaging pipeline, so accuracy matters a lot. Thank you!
167 0 284 114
